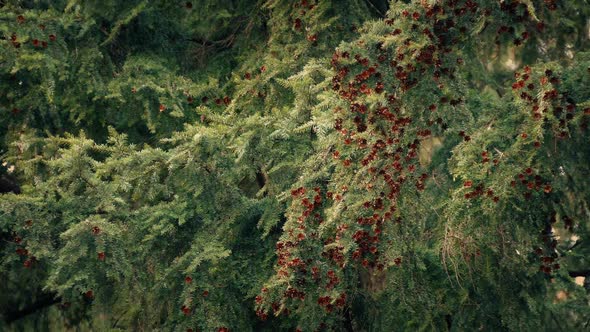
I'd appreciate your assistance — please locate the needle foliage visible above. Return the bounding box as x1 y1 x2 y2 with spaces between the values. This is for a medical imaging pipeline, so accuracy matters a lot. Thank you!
1 1 589 331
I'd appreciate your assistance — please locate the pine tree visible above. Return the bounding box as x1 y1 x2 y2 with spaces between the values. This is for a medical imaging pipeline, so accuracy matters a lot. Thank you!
1 1 589 331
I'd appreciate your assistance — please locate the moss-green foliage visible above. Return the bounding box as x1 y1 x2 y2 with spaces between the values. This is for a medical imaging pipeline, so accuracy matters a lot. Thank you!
1 0 589 331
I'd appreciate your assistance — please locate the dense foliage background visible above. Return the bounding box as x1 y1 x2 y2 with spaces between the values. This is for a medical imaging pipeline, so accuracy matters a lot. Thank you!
1 0 589 331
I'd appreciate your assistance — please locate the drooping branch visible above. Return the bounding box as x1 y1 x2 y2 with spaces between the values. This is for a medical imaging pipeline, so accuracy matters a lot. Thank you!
3 292 61 324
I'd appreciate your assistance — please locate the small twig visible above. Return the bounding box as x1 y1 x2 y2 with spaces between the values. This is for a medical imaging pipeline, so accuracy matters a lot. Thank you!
567 240 582 252
431 172 443 190
111 309 128 329
498 225 506 255
364 0 386 17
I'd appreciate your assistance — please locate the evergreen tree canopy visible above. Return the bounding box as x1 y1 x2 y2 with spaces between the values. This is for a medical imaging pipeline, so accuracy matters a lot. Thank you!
1 0 590 331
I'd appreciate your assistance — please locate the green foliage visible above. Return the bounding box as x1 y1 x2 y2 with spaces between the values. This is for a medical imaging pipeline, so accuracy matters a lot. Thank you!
1 0 590 331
